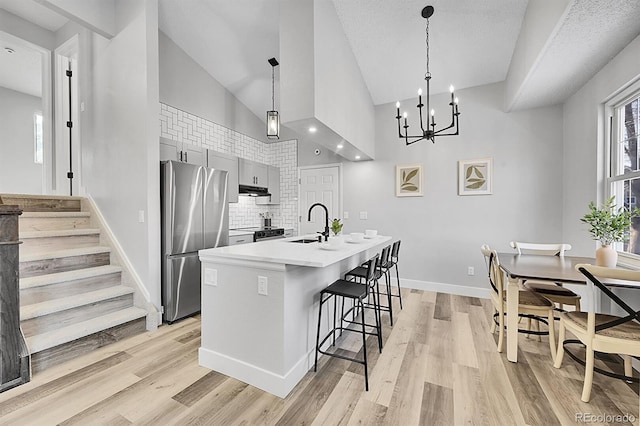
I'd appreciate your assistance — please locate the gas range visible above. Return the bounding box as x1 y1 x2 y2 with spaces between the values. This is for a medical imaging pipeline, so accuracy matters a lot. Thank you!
232 226 285 242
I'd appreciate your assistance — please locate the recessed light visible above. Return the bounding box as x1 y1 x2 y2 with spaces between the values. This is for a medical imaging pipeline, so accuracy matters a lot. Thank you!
337 144 343 149
4 47 15 54
355 155 361 160
308 127 317 133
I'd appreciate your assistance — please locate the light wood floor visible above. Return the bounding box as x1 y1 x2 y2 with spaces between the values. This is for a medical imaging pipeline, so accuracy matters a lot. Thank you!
0 290 638 425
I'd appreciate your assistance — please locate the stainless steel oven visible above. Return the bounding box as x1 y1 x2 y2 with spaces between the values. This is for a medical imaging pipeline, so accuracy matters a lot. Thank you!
254 228 285 241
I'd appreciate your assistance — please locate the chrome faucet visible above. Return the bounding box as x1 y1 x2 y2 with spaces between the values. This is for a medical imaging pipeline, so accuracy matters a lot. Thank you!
308 203 330 241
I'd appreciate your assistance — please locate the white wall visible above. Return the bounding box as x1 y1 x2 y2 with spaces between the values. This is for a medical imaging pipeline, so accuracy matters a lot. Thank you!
343 82 563 292
81 0 160 307
313 0 375 158
280 0 375 159
562 33 640 256
0 87 43 193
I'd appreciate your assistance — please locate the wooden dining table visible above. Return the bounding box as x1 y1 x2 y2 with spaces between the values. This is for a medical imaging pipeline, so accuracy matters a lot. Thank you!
497 253 597 363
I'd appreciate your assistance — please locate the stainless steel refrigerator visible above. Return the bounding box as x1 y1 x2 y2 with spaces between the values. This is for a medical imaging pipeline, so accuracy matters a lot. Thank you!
161 160 229 323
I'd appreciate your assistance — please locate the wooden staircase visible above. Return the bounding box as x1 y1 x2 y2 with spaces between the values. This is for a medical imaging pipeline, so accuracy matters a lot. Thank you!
0 194 147 373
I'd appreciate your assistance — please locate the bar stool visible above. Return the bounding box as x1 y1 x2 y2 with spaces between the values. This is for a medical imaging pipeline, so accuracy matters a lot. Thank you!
314 255 381 391
385 240 403 310
345 245 392 327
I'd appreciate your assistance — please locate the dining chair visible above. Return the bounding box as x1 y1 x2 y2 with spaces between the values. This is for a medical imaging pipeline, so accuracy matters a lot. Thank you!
509 241 582 312
554 264 640 402
481 244 557 359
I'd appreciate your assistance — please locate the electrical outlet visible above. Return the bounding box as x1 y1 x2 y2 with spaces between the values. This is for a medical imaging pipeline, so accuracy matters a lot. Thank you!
343 211 349 219
138 210 145 223
258 276 268 295
359 211 368 220
467 266 475 276
204 268 217 286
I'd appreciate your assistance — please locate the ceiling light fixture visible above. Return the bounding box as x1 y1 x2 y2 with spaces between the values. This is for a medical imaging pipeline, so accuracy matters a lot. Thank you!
4 47 15 54
308 126 317 133
395 5 460 145
337 144 343 149
267 57 280 139
355 155 361 160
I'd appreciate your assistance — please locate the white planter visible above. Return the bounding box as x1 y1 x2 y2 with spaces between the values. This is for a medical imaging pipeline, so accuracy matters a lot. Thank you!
595 244 618 267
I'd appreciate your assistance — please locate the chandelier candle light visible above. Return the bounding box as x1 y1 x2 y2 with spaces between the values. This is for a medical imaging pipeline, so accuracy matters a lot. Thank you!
395 5 460 145
267 57 280 139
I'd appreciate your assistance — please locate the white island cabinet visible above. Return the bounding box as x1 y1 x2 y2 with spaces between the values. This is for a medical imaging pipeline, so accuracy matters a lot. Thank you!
198 235 392 398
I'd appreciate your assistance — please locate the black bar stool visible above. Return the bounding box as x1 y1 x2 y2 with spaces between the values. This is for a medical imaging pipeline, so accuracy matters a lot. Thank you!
314 254 381 391
384 240 403 310
345 245 393 327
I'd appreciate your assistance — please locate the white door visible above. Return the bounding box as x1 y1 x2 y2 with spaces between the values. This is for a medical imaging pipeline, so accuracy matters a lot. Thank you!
299 165 341 236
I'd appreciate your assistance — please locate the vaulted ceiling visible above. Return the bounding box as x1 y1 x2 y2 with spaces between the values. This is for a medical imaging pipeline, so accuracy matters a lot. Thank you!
3 0 640 121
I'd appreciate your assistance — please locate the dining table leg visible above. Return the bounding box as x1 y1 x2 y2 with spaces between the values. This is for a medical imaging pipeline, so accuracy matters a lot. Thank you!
506 274 520 362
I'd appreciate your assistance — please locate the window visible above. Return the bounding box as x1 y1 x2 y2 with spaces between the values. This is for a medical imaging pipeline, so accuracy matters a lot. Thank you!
609 88 640 256
34 113 43 164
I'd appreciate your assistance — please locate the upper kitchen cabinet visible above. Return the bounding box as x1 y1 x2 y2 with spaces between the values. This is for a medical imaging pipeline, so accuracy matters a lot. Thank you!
207 150 239 203
160 137 206 166
256 165 280 205
239 158 268 187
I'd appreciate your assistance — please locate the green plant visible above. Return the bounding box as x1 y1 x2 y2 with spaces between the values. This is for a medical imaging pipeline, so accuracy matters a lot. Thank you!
581 196 640 245
330 218 343 236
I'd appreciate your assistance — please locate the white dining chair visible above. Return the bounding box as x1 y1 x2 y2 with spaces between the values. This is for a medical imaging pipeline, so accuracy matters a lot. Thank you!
510 241 581 312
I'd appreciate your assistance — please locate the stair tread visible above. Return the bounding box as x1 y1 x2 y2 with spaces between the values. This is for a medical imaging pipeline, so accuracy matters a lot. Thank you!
20 265 122 289
21 285 134 320
20 246 111 262
21 228 100 239
26 307 147 353
21 211 90 218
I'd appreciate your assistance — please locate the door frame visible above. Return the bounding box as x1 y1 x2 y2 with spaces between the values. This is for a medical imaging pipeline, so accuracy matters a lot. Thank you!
297 163 343 232
55 34 81 195
0 30 52 194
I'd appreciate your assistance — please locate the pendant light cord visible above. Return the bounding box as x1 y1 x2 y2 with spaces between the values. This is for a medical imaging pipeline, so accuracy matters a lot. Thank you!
271 65 275 110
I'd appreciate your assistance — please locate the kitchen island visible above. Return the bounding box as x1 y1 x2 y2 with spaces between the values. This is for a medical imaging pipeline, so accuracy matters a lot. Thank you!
198 234 392 398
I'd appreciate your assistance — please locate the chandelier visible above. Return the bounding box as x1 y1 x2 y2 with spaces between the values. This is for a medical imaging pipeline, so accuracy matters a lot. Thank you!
267 57 280 139
395 5 460 145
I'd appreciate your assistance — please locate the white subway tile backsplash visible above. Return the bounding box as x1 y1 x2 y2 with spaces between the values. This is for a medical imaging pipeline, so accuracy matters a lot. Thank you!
160 103 299 234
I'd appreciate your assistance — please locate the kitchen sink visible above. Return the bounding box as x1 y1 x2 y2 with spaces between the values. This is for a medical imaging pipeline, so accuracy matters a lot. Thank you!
288 238 318 244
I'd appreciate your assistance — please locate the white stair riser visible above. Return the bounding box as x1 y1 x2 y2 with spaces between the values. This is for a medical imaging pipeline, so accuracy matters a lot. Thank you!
21 272 122 306
20 216 90 231
20 234 100 256
20 252 111 278
22 293 134 338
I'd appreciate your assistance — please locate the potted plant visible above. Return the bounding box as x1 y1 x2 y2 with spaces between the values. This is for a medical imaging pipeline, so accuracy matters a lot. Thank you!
330 218 343 236
581 196 640 267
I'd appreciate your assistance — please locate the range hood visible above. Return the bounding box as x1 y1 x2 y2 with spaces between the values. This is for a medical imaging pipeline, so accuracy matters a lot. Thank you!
239 184 271 197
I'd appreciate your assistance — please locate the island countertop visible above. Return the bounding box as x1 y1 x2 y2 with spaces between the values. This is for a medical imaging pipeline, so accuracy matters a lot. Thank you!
199 234 392 267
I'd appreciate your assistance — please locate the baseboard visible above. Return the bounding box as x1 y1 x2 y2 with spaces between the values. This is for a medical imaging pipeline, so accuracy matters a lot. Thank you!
390 277 490 299
199 347 310 399
81 196 159 330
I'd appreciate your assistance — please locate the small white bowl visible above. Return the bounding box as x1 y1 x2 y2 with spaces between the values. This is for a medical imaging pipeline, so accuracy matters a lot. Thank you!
365 229 378 238
350 232 365 242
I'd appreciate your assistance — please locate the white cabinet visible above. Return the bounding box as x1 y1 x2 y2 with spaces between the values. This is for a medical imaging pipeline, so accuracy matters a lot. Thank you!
160 137 206 166
207 150 239 203
239 158 268 187
256 165 280 205
229 234 253 245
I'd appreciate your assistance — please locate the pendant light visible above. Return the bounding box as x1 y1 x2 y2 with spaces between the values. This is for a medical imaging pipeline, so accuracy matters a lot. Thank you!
395 5 460 145
267 57 280 139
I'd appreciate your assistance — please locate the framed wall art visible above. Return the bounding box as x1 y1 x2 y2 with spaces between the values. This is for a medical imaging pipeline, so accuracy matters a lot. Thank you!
458 158 492 195
396 163 423 197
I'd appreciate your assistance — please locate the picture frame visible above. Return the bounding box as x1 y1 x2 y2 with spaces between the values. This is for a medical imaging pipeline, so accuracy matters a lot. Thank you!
458 158 493 195
396 163 424 197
